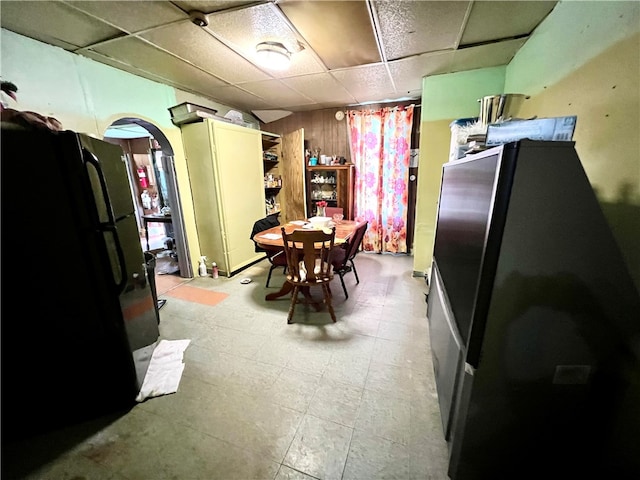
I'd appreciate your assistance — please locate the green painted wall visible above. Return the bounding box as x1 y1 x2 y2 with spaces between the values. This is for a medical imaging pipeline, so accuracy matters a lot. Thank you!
420 66 506 122
506 1 640 290
1 29 256 275
505 1 640 97
414 68 505 276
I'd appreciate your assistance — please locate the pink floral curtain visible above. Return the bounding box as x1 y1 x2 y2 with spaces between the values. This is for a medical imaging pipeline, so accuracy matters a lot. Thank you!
347 105 414 253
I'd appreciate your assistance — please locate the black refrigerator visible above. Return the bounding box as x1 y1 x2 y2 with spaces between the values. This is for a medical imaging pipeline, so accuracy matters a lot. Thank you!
1 125 160 439
427 140 640 479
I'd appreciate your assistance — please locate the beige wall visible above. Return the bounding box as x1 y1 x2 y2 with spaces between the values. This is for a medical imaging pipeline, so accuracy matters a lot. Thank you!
515 34 640 289
412 119 453 277
414 3 640 291
517 33 639 203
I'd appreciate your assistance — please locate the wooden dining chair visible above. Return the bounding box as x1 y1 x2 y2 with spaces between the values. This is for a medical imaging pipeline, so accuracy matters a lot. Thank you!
325 206 344 218
331 221 368 299
281 226 337 324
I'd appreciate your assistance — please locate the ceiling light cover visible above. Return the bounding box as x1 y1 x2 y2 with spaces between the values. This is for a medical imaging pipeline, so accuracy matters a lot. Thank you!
256 41 291 70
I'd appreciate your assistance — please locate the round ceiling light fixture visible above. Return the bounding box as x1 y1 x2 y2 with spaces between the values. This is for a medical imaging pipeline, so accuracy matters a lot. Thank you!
256 41 291 71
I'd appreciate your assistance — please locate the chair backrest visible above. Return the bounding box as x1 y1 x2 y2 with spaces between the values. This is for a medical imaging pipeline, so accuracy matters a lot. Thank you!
250 213 280 252
325 207 344 218
281 227 335 284
344 222 368 263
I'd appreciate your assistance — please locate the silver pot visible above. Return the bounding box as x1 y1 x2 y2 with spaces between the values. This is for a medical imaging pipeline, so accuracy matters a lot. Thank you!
478 94 529 125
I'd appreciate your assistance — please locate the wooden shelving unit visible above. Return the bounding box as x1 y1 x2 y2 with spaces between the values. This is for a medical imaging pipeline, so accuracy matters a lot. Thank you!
262 132 282 216
306 164 355 219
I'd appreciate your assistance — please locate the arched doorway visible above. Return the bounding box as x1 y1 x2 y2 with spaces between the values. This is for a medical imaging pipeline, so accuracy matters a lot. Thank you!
104 117 193 278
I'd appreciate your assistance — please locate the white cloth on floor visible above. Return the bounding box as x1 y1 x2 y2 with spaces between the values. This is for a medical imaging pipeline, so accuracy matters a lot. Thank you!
136 339 191 402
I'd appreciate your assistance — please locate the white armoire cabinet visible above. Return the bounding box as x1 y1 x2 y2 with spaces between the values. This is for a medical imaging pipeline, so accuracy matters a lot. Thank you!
181 119 266 277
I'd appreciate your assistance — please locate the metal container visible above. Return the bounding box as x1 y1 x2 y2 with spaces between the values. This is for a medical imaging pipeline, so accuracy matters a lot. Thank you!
169 102 217 118
168 102 219 126
478 94 529 126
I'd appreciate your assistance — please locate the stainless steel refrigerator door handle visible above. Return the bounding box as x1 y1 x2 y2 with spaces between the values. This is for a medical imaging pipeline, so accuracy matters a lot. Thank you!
83 148 128 293
464 362 476 376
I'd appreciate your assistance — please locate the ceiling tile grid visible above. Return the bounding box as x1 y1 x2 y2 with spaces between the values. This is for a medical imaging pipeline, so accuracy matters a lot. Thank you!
0 0 559 115
207 84 273 111
373 0 471 59
331 64 396 103
237 78 316 109
69 1 186 33
281 73 358 105
1 1 122 49
450 38 527 73
387 51 455 94
461 1 557 45
279 0 381 69
139 23 272 84
89 37 228 91
79 50 176 86
205 3 328 79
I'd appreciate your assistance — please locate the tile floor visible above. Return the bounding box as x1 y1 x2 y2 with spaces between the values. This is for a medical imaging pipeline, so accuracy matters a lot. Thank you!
4 252 450 480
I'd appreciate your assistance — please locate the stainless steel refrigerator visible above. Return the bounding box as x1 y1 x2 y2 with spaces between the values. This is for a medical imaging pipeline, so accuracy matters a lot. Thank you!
427 140 640 479
1 126 160 439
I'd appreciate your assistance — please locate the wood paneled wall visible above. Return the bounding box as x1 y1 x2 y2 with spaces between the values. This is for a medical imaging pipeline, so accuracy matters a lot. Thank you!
262 102 421 250
262 108 351 161
261 101 421 161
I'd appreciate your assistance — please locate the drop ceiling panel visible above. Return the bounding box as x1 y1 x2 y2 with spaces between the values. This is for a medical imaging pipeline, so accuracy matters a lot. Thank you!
208 4 299 57
450 38 527 73
461 1 557 45
208 85 273 111
172 1 256 15
237 79 316 109
209 3 326 77
69 1 186 33
281 73 358 105
388 51 455 93
257 48 327 79
0 0 559 113
332 64 396 103
140 23 271 84
89 37 227 91
278 0 380 69
297 103 337 112
374 0 471 60
80 49 175 85
1 1 123 49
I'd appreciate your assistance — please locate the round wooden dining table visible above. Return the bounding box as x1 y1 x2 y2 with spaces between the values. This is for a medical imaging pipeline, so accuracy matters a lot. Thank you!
252 219 366 300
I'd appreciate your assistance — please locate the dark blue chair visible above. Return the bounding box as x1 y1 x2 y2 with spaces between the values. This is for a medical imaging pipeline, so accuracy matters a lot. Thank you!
331 222 367 299
250 213 287 287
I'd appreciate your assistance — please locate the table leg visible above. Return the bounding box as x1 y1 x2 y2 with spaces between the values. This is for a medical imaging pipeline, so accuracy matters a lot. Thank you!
265 281 293 300
265 284 321 313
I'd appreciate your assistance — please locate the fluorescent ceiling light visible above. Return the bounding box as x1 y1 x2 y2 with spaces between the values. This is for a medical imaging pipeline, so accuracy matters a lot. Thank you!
256 41 291 70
